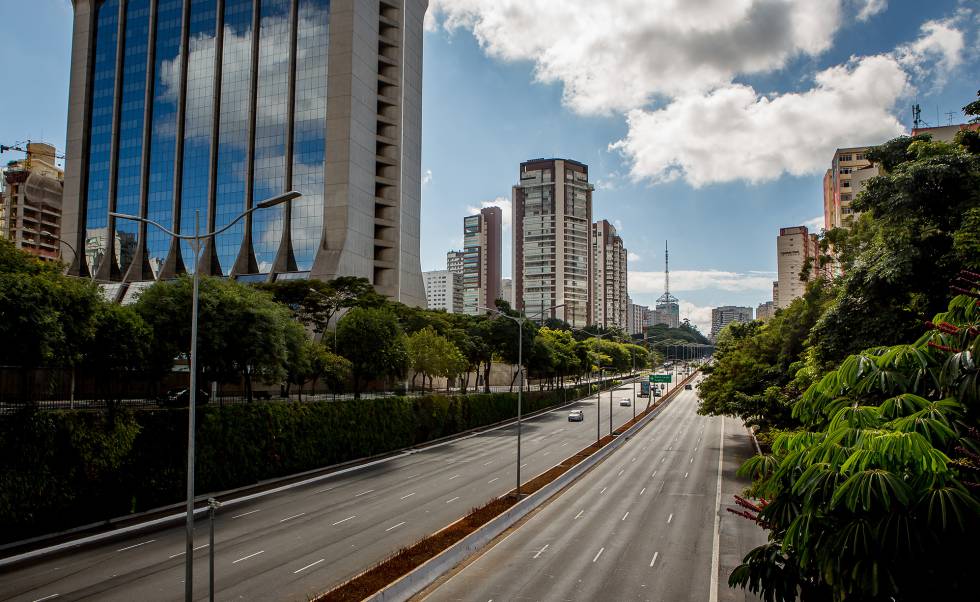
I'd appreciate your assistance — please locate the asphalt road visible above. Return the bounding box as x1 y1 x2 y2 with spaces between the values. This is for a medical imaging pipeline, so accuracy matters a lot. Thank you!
420 383 767 602
0 377 678 602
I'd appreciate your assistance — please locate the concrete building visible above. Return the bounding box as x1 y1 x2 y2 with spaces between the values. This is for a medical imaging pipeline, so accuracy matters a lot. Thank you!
592 219 628 330
772 281 780 309
499 277 513 306
776 226 820 309
512 158 593 327
823 146 879 231
423 269 463 313
0 142 65 261
627 298 651 336
912 122 980 143
462 206 502 314
711 305 753 340
62 0 427 306
446 250 464 274
756 301 775 322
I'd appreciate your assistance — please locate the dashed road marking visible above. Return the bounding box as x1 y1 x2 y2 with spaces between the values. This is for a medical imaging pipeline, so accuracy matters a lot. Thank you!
332 515 356 526
385 521 406 532
293 558 325 574
232 550 264 564
117 540 155 553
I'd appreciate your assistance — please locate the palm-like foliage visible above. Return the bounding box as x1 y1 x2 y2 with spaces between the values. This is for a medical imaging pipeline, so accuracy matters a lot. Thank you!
731 292 980 601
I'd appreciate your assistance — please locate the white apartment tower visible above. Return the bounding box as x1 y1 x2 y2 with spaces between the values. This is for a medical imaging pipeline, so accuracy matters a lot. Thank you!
592 220 628 330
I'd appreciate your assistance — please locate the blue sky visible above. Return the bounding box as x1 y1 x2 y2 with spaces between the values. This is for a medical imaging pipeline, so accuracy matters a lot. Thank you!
2 1 977 332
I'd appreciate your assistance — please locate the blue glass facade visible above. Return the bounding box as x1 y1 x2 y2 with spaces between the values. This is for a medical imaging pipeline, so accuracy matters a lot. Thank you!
83 0 119 275
81 0 332 281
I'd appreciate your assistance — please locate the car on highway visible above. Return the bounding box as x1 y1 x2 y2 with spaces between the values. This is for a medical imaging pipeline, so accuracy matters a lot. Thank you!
156 388 210 408
619 398 631 406
685 384 693 390
567 409 584 422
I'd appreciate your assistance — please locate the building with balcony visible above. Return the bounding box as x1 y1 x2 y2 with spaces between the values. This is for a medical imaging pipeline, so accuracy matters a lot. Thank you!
446 249 464 274
823 146 879 231
711 305 753 340
756 300 775 322
1 142 65 261
592 219 628 330
61 0 426 305
423 269 463 313
776 226 820 309
462 206 502 314
512 158 593 327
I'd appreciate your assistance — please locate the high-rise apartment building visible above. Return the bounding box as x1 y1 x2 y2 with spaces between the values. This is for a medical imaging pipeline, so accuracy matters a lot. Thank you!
512 158 593 327
592 219 628 330
756 301 775 322
446 250 464 274
62 0 427 306
711 305 753 340
627 298 650 336
1 142 65 261
823 146 879 231
423 269 462 313
772 281 780 309
462 206 502 314
499 277 513 306
776 226 819 309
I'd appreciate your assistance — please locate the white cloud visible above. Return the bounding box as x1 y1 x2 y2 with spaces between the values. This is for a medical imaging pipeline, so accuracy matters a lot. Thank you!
610 54 909 187
678 300 715 336
631 269 776 293
896 17 965 77
627 251 642 262
422 169 433 186
803 215 825 232
467 196 512 227
854 0 887 21
427 0 845 116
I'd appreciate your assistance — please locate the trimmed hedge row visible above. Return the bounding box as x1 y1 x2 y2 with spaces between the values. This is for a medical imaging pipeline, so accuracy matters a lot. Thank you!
0 384 595 544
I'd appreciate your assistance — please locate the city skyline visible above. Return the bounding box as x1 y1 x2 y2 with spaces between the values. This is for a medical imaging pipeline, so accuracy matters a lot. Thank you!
1 1 978 333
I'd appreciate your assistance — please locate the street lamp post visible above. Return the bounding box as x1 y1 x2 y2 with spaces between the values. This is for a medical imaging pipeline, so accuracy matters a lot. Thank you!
571 327 613 442
111 190 300 601
478 303 563 497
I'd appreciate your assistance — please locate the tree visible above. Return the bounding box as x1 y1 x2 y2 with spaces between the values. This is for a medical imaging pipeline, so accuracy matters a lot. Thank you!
287 339 350 400
336 307 407 396
257 276 377 335
730 289 980 602
80 303 153 405
406 326 466 391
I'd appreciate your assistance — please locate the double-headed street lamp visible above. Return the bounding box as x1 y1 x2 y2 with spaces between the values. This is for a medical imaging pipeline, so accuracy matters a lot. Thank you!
478 303 563 497
111 190 300 602
571 327 615 442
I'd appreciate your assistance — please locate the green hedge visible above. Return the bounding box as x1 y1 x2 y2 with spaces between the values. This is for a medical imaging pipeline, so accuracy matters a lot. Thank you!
0 384 593 544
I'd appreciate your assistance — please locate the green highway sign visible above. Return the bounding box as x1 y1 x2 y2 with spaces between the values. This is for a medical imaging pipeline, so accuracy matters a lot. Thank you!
649 374 672 383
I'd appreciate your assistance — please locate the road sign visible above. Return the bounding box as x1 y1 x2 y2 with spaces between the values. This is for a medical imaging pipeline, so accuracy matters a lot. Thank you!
649 374 672 383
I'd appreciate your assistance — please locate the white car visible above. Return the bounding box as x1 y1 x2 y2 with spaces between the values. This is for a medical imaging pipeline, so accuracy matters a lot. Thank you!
568 409 585 422
619 398 631 407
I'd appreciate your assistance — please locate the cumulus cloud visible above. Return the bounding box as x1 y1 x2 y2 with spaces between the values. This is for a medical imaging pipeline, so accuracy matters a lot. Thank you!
627 251 642 262
467 197 512 227
803 215 825 232
678 301 715 336
897 17 966 77
610 54 909 187
427 0 845 115
631 269 776 293
853 0 887 21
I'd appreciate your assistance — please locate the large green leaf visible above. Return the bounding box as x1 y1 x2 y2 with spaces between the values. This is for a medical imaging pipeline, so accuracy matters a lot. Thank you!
832 469 912 512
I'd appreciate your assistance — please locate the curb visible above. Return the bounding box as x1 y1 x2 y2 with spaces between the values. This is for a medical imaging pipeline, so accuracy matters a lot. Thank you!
0 375 642 568
357 371 699 602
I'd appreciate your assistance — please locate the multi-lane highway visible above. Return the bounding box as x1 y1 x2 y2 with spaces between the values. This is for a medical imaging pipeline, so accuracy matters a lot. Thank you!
420 383 766 602
1 378 667 602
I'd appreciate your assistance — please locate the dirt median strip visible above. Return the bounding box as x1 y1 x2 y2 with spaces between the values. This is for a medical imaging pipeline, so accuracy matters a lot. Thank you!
312 373 698 602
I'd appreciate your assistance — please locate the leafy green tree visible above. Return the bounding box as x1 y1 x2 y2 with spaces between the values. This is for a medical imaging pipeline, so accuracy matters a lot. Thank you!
336 306 407 396
406 326 466 391
730 291 980 602
80 304 153 404
256 276 377 335
287 339 350 400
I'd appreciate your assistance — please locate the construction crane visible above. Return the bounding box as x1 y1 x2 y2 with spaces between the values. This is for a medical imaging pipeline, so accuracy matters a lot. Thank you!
0 140 65 171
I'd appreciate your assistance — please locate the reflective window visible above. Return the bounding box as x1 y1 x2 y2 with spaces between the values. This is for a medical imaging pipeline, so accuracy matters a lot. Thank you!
178 0 217 272
251 0 291 273
291 0 329 270
214 0 254 274
146 0 183 277
115 0 151 274
84 0 120 275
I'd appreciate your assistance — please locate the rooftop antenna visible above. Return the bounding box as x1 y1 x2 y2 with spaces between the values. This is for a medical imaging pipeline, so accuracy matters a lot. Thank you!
912 104 923 130
656 240 679 305
944 111 956 125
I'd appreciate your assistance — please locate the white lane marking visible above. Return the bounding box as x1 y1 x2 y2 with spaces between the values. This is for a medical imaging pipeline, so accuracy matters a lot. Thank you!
652 471 657 478
293 558 325 574
622 512 629 521
650 552 660 567
32 595 59 602
116 539 155 552
280 512 306 523
168 544 209 559
483 461 493 466
592 547 605 563
488 477 500 484
617 470 624 477
574 510 584 519
532 544 549 559
332 515 356 526
354 489 375 497
385 521 406 532
690 457 694 464
685 472 689 479
640 487 646 496
709 419 726 602
560 441 569 447
449 474 460 480
659 481 666 493
232 550 264 564
668 513 673 524
446 496 460 503
520 463 528 469
406 474 420 479
400 492 416 500
660 457 665 464
631 457 636 463
232 509 261 519
600 487 607 495
543 451 550 456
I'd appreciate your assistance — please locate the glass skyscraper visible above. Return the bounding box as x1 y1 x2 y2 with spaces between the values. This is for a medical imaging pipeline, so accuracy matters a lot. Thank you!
62 0 426 306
